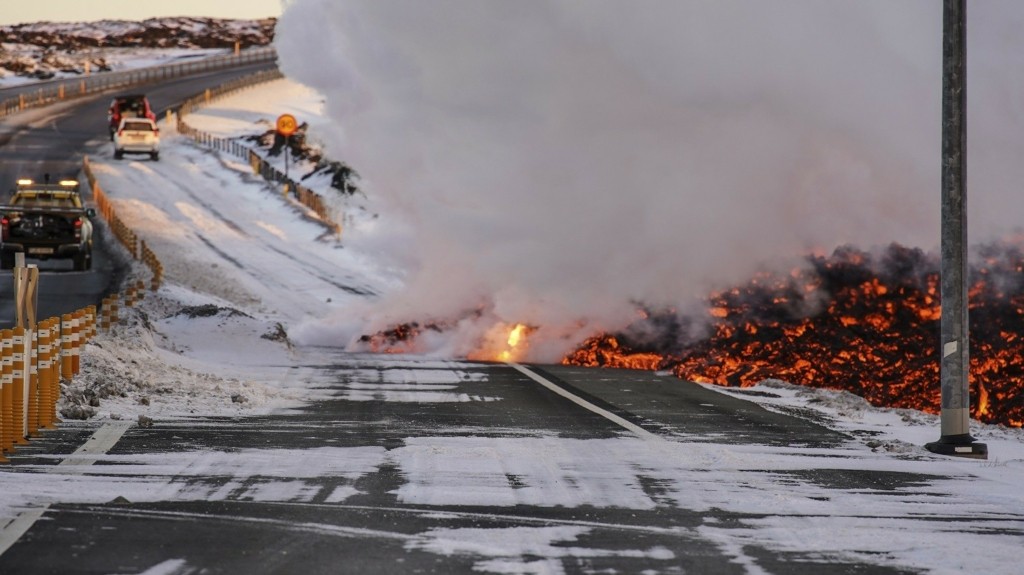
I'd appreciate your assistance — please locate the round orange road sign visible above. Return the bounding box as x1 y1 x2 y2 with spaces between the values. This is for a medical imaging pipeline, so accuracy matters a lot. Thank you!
276 113 298 137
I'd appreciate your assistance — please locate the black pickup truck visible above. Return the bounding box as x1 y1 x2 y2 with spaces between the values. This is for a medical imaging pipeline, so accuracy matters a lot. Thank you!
0 179 95 271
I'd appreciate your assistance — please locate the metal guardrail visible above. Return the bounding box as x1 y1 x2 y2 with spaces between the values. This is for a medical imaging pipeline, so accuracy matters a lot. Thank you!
1 276 101 461
176 70 344 236
0 47 277 120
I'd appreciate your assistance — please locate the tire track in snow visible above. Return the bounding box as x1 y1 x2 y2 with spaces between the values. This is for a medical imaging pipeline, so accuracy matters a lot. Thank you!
170 152 378 297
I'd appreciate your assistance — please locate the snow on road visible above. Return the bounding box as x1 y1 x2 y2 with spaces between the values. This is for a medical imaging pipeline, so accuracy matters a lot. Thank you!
0 77 1021 574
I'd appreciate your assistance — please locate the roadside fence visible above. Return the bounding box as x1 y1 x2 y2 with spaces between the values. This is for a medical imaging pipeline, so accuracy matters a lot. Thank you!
0 47 277 120
0 256 144 461
82 156 164 291
0 258 148 462
175 70 343 237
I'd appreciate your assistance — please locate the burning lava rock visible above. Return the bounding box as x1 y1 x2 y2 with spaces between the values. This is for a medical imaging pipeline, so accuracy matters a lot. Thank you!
357 321 448 353
565 241 1024 429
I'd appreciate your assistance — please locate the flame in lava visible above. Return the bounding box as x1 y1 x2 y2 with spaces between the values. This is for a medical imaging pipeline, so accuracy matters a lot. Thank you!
468 322 534 362
564 242 1024 429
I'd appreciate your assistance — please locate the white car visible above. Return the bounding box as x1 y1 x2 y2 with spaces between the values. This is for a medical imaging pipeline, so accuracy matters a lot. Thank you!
113 117 160 160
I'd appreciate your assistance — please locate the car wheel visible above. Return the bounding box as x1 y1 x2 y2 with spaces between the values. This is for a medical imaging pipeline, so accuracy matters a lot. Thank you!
114 149 123 160
0 252 14 270
151 151 159 161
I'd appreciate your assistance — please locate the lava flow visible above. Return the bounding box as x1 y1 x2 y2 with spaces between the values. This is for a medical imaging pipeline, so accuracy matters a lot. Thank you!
564 241 1024 428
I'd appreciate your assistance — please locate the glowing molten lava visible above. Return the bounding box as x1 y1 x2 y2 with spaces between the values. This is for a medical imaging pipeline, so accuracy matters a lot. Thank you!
564 242 1024 428
468 323 534 362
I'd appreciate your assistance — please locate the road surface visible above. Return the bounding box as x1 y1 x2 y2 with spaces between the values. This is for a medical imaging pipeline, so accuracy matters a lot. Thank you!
0 357 956 574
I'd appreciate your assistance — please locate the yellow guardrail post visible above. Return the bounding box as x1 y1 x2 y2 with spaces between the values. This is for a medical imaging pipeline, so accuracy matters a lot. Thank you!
32 319 49 433
1 329 11 457
61 315 73 388
71 310 82 376
100 297 112 331
27 323 39 436
91 304 98 338
11 327 28 446
39 318 57 430
45 315 60 427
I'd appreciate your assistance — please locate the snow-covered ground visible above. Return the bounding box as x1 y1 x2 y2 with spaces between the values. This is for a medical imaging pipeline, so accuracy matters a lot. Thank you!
71 78 395 421
1 75 1022 573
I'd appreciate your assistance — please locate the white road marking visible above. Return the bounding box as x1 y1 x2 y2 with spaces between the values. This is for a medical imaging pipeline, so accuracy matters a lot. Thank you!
0 421 133 555
55 421 133 468
506 363 663 441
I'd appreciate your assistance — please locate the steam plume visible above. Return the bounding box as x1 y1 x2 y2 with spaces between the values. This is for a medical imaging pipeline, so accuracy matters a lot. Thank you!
275 0 1024 360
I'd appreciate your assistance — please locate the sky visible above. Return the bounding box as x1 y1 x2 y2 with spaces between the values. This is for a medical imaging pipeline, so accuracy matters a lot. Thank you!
0 0 285 25
273 0 1024 361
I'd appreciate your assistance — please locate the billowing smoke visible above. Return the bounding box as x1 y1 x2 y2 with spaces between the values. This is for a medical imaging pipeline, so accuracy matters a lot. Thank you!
275 0 1024 361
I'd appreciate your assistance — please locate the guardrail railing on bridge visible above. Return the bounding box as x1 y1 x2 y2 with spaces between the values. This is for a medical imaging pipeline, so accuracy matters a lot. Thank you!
0 47 277 120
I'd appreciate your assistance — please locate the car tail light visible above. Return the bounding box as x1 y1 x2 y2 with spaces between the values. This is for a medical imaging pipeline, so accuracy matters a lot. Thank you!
74 218 82 239
1 216 8 241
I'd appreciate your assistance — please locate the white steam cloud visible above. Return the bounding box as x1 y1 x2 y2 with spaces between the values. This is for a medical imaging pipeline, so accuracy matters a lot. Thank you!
275 0 1024 361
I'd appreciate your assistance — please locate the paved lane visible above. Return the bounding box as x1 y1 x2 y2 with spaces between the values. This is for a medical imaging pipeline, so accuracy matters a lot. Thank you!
0 354 949 574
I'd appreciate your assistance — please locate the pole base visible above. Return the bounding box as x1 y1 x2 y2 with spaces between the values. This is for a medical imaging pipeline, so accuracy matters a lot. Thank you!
925 434 988 459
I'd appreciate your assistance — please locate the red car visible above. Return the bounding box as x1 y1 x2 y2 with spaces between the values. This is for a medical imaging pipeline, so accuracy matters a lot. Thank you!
108 94 156 140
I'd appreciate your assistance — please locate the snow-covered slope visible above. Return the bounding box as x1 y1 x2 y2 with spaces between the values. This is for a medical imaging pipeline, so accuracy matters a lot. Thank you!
0 17 274 83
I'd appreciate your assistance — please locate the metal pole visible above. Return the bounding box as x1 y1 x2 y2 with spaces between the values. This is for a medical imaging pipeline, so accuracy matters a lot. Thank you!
926 0 986 459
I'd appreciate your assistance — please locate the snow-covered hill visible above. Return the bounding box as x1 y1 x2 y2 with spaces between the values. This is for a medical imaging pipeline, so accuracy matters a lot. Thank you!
0 17 274 82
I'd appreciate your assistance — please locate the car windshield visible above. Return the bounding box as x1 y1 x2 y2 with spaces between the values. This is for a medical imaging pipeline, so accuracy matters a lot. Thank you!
123 121 154 131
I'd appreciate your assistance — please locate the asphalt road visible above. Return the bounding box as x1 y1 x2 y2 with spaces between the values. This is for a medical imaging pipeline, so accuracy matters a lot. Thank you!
0 61 275 324
0 356 951 574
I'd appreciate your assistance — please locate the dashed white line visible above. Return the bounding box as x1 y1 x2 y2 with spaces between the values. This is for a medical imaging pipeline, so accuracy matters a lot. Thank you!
507 362 662 441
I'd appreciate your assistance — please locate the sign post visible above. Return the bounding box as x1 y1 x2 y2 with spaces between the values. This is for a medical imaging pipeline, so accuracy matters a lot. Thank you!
276 113 298 182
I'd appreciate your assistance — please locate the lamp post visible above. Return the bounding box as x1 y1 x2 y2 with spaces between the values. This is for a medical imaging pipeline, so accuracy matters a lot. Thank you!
925 0 987 459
